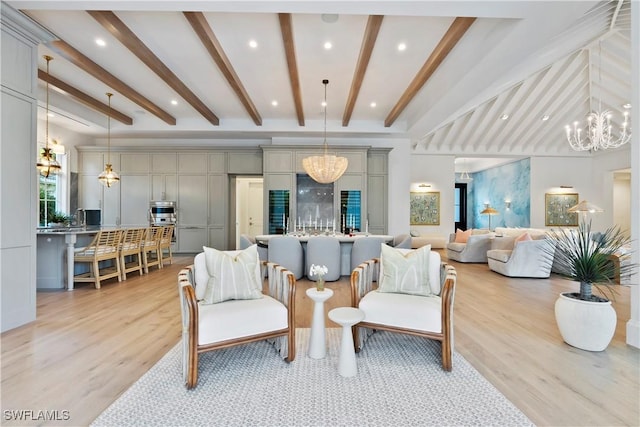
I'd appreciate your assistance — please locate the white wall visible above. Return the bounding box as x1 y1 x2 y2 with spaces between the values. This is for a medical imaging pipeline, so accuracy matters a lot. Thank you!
613 173 631 236
409 154 456 238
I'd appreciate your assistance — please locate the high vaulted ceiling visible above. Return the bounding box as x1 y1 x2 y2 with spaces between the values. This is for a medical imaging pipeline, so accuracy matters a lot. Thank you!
5 0 634 156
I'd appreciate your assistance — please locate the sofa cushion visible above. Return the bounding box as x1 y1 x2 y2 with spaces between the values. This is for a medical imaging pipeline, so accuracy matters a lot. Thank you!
447 242 466 253
410 229 420 237
487 249 512 263
359 291 442 333
378 244 432 296
515 232 533 244
454 228 473 243
201 245 263 304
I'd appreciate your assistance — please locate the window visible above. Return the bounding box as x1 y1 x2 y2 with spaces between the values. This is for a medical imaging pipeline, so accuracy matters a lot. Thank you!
38 151 67 226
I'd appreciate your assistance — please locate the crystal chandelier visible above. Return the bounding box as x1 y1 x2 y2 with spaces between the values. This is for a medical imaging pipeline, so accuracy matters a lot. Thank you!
566 41 631 151
98 92 120 187
36 55 62 178
302 79 348 184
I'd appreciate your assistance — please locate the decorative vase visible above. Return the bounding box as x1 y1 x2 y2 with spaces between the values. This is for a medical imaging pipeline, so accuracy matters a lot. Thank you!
554 291 617 351
316 277 325 292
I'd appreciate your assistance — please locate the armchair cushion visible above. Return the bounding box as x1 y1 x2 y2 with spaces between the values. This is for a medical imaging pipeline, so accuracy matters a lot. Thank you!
201 245 263 304
359 290 442 332
378 244 432 296
454 228 473 243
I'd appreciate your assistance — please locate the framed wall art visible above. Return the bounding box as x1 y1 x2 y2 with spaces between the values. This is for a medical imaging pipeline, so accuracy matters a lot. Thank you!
410 191 440 225
545 193 579 226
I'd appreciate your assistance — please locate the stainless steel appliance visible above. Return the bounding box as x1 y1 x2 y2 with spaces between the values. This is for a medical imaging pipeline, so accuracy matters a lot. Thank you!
149 201 177 226
76 209 101 228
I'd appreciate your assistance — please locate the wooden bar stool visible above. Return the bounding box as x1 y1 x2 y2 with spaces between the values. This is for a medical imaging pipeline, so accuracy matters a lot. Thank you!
141 226 162 273
73 229 122 289
119 227 145 280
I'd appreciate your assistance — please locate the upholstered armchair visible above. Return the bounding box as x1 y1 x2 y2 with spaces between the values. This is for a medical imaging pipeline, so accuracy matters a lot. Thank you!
178 246 296 389
487 234 556 278
350 247 457 371
446 229 493 263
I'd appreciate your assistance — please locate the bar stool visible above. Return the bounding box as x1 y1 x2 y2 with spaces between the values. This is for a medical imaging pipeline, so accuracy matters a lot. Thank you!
159 225 174 267
119 227 145 280
141 226 162 273
73 229 122 289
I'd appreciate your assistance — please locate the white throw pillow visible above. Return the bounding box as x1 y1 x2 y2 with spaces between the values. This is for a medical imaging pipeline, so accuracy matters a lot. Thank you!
378 244 432 296
410 229 420 237
201 245 263 304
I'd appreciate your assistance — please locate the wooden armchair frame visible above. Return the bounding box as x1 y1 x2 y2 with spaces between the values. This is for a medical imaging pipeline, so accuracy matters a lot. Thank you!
141 226 162 273
350 258 457 371
159 225 174 267
178 261 296 389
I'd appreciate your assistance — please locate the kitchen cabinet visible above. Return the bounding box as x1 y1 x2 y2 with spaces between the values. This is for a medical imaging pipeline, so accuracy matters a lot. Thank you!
178 226 208 253
209 175 227 226
178 174 208 225
120 175 150 226
151 174 177 201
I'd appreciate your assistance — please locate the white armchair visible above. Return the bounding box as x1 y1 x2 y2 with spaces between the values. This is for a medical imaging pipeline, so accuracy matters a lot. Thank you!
446 229 493 263
178 249 296 389
487 235 556 278
350 250 457 371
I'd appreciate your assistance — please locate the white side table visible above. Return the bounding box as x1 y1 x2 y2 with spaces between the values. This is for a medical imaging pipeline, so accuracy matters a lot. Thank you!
306 288 334 359
328 307 365 377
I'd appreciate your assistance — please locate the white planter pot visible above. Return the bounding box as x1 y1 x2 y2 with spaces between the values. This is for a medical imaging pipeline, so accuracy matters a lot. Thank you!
554 292 616 351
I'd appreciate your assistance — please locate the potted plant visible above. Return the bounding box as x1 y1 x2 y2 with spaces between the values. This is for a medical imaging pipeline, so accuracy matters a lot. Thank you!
545 220 634 351
47 211 73 227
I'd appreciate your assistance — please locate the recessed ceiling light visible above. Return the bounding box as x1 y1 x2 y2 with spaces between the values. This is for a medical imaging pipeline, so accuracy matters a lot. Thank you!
47 112 55 117
623 103 631 109
95 38 106 47
171 100 178 106
321 101 327 107
370 102 377 108
271 100 278 107
248 40 258 49
397 43 407 51
541 115 550 121
324 41 332 50
500 114 509 120
321 14 339 23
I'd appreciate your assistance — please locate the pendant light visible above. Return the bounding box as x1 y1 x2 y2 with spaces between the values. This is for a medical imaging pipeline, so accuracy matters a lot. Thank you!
302 79 348 184
36 55 61 178
98 92 120 187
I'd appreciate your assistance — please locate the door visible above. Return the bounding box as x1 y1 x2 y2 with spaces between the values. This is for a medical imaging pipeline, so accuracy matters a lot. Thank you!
248 181 263 236
454 183 468 231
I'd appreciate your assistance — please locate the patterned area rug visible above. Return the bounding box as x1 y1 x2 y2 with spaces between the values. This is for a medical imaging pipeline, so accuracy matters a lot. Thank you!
92 329 534 426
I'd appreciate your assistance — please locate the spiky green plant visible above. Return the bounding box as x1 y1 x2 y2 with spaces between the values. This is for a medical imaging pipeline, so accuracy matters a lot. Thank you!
546 220 634 302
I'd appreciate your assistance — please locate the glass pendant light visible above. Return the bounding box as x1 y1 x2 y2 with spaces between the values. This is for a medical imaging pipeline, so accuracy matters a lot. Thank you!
98 92 120 187
36 55 62 178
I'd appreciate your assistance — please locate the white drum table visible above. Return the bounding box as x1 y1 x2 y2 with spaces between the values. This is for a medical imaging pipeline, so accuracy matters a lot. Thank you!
306 288 334 359
328 307 365 377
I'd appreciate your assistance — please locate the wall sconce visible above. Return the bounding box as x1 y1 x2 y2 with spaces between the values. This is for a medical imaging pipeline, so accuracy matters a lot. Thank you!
418 183 431 189
559 185 573 189
505 200 511 210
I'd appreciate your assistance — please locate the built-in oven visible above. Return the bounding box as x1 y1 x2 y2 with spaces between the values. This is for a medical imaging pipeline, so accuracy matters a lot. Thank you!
149 201 177 241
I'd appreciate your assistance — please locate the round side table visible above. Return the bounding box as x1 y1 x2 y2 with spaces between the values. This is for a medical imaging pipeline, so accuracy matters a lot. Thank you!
328 307 365 377
306 287 334 359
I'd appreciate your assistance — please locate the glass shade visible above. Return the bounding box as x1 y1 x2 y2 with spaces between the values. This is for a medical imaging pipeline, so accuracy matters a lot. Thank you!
302 154 348 184
36 148 61 178
98 164 120 188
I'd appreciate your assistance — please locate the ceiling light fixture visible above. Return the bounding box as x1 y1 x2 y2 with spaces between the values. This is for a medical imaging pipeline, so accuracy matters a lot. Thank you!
271 100 278 107
248 40 258 48
36 55 61 178
302 79 348 184
95 38 106 47
98 92 120 188
324 41 332 50
370 102 377 108
458 158 473 181
566 41 631 151
542 115 550 121
500 114 509 120
398 43 407 51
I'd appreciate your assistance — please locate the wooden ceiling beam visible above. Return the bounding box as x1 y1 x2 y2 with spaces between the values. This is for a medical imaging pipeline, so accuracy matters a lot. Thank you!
183 11 261 126
342 15 384 127
384 17 476 127
278 13 305 126
48 39 176 125
88 10 220 126
38 69 133 125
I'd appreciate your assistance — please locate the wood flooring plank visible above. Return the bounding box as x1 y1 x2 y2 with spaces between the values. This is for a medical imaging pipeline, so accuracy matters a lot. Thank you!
1 254 638 426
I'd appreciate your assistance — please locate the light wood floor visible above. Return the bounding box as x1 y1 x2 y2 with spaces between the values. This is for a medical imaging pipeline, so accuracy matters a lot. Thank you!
1 253 638 426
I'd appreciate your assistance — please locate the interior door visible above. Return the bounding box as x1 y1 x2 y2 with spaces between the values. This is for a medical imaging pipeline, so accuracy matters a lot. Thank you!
454 183 468 231
248 181 263 236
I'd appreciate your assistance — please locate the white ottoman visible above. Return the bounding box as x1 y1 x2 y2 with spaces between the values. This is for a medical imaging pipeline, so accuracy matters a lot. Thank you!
328 307 365 377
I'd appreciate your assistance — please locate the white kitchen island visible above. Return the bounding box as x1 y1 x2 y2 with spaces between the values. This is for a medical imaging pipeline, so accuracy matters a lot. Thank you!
36 228 99 291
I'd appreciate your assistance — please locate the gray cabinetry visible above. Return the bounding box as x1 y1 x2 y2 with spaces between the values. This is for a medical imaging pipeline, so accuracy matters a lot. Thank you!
367 148 391 235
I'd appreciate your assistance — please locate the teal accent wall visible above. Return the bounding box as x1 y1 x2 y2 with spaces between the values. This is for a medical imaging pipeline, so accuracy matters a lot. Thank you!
468 158 530 229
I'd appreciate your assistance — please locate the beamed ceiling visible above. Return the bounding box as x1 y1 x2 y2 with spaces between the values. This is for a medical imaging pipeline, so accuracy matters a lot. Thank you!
5 0 633 157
